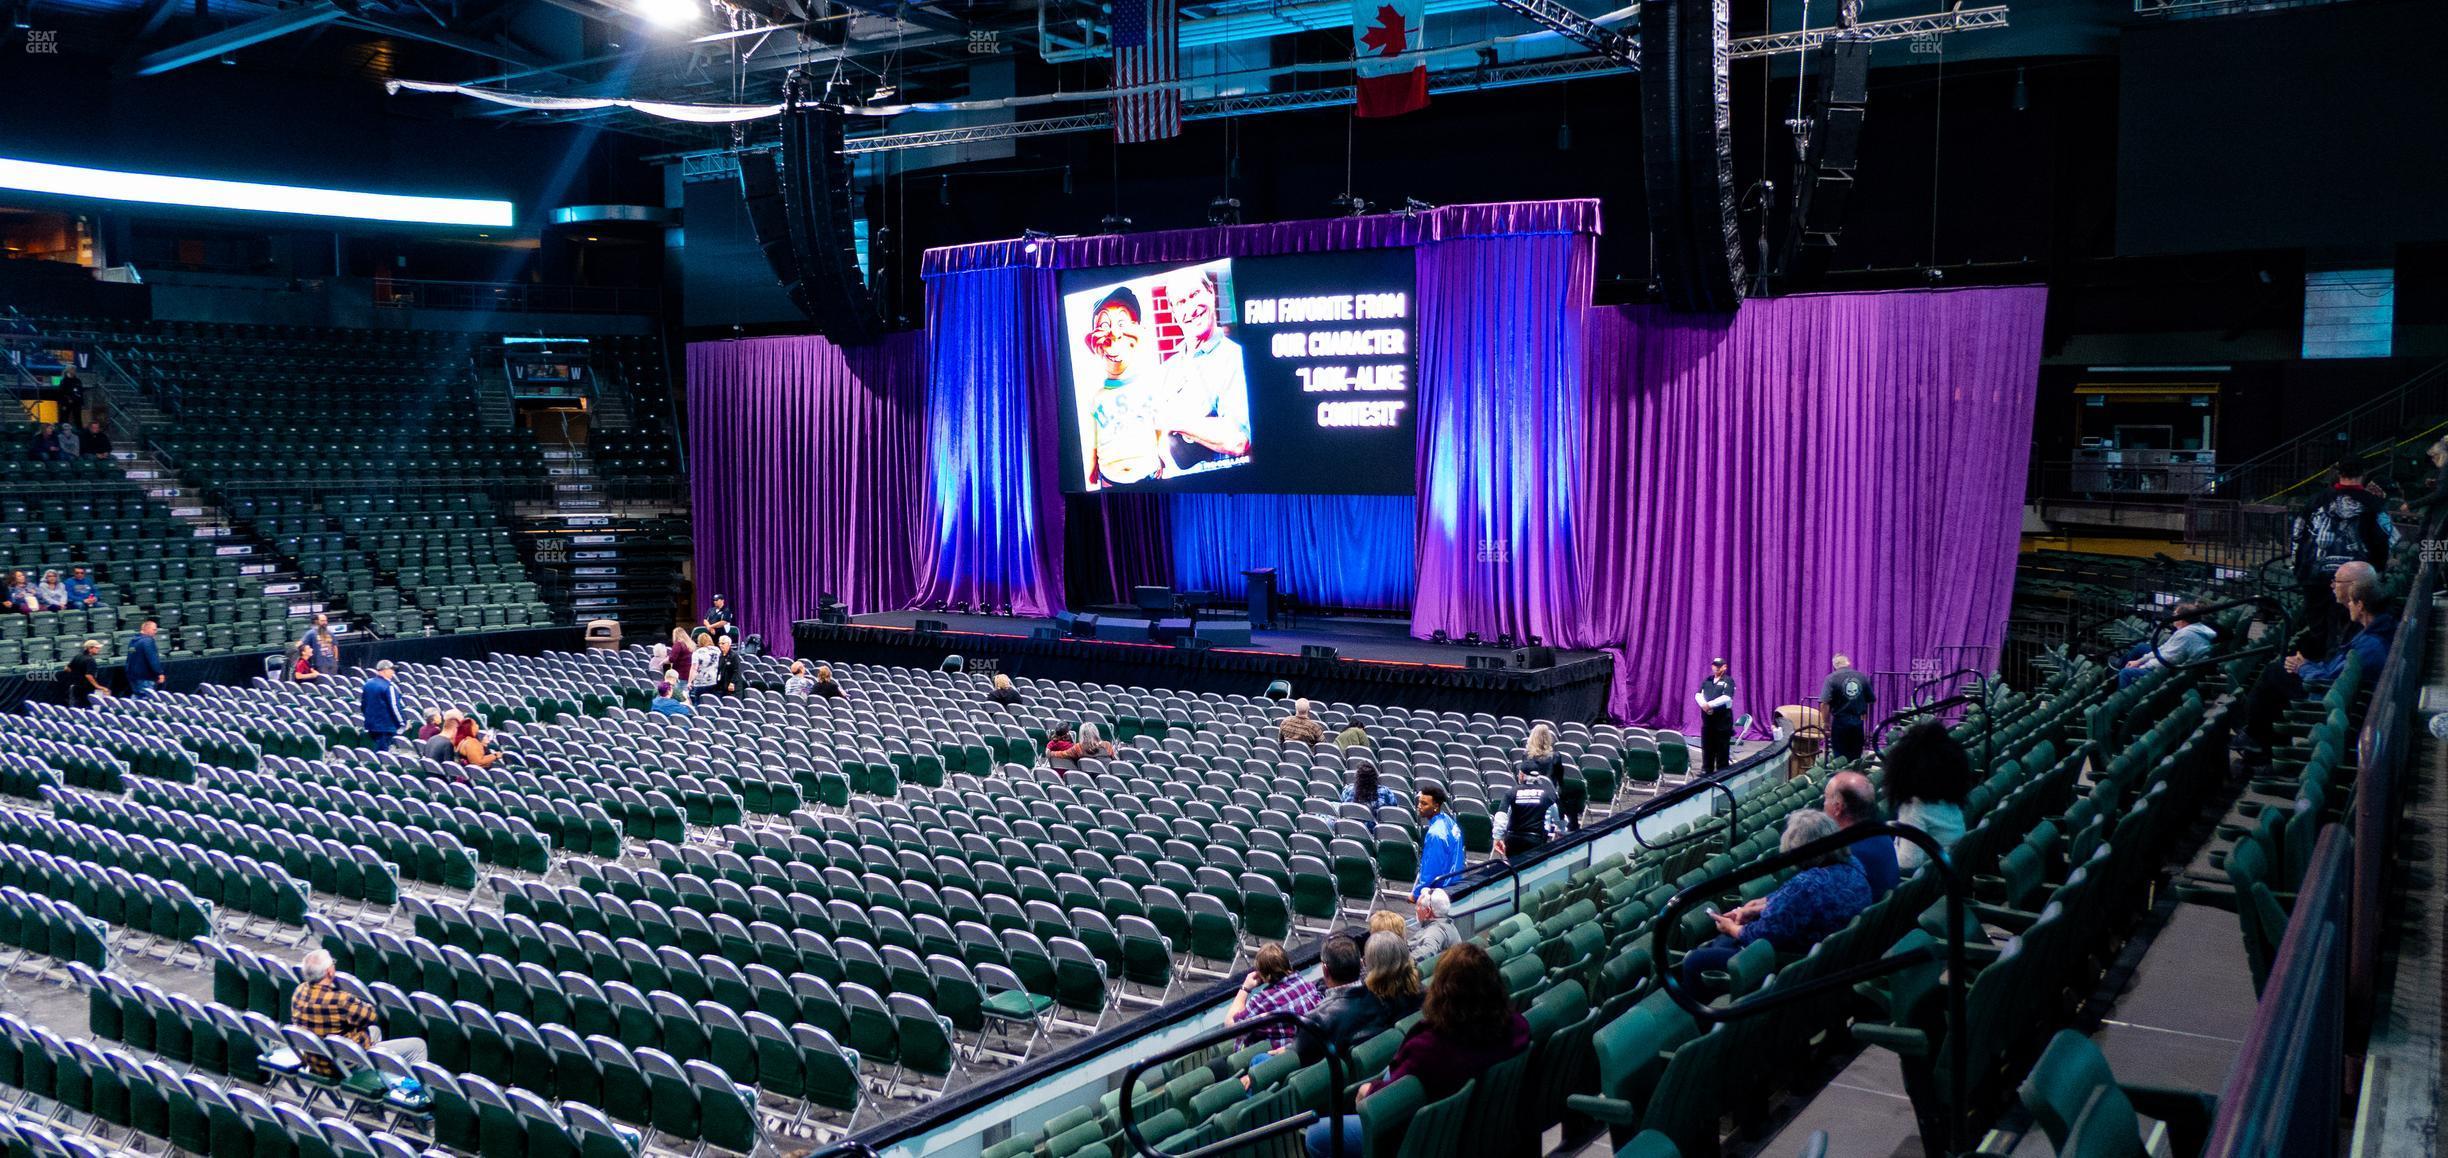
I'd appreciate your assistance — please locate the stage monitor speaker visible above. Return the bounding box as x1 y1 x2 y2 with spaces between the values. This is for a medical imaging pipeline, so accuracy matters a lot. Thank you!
1195 621 1254 648
1031 626 1061 640
1512 646 1557 670
1133 585 1176 613
1465 654 1508 671
1068 613 1099 638
913 619 949 634
1098 616 1154 640
1301 644 1341 661
1640 0 1743 313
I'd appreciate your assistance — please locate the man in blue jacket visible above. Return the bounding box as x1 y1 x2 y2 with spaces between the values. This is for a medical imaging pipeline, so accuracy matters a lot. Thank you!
1414 783 1467 898
2245 586 2396 757
61 567 97 610
126 619 166 699
362 660 406 750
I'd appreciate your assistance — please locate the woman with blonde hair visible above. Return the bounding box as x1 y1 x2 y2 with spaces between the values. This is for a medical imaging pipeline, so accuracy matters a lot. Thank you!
1367 910 1408 940
988 673 1022 706
1518 721 1583 832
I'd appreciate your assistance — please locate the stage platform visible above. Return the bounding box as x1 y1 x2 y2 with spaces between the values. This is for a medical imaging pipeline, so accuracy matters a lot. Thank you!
792 612 1615 720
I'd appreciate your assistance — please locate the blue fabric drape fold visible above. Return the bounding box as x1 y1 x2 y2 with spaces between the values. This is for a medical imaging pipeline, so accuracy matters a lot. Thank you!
1169 494 1417 610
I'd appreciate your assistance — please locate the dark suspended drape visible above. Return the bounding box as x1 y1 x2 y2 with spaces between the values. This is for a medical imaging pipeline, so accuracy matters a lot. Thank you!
686 333 928 656
1064 493 1176 608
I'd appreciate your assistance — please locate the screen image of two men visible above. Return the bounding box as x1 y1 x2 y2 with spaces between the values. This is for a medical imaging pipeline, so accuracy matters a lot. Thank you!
1076 260 1253 491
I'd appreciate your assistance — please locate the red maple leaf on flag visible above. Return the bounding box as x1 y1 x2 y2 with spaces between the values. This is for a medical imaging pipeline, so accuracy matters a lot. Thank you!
1360 4 1409 57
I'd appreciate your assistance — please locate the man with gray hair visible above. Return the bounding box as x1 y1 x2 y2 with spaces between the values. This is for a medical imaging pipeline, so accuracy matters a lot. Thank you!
1408 888 1460 962
1278 698 1325 745
290 949 426 1076
1679 809 1870 997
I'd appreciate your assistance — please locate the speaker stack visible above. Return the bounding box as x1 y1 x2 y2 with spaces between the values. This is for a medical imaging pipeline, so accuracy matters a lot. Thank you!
737 93 885 345
1641 0 1743 313
1777 35 1872 277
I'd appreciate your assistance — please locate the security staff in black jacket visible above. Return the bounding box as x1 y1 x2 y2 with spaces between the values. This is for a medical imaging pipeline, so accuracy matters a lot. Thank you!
1493 764 1562 858
1696 657 1736 774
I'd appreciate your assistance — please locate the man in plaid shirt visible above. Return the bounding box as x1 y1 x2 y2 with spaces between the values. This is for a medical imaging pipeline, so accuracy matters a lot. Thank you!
292 950 427 1076
1227 943 1322 1049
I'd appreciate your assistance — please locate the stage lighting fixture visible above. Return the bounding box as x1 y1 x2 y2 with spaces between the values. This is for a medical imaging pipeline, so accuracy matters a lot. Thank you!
1401 197 1436 217
1331 193 1370 217
1019 228 1051 254
1208 196 1242 226
1526 634 1542 647
1100 213 1134 234
925 600 946 613
998 602 1014 617
1497 632 1516 650
870 85 898 103
951 600 971 615
1430 629 1450 645
634 0 701 27
1462 631 1483 647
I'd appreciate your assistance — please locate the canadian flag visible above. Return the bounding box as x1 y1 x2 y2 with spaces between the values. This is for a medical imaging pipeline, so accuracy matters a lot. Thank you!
1353 0 1428 118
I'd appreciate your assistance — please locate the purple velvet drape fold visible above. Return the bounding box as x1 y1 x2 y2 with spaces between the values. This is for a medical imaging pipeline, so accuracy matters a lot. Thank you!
686 333 928 656
1409 230 1597 644
907 266 1070 616
1574 287 2047 725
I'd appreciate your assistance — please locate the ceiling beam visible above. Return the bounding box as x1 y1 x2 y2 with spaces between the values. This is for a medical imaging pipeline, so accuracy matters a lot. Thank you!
129 0 349 75
828 0 966 38
126 0 190 43
342 10 559 68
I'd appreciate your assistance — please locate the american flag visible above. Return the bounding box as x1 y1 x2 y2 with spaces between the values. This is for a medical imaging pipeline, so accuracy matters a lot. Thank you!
1111 0 1181 144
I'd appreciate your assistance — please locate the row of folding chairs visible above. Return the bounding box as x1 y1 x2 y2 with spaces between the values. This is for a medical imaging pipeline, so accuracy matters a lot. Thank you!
36 790 347 918
138 771 526 883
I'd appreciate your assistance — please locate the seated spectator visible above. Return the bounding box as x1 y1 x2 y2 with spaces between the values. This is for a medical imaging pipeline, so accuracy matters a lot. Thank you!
29 423 59 461
1334 723 1370 750
1279 698 1326 744
651 690 696 716
415 708 447 743
53 423 78 459
1368 910 1408 940
1679 810 1871 998
34 570 68 611
783 661 816 697
1304 942 1527 1158
292 949 426 1075
1069 722 1116 760
1883 722 1971 871
1409 889 1461 962
61 567 96 609
987 673 1022 706
1228 943 1321 1050
6 571 38 614
1286 933 1419 1066
1823 771 1897 900
417 712 464 762
809 663 845 699
1045 725 1082 763
1340 760 1405 808
2247 588 2397 756
454 719 499 768
81 421 108 458
656 668 682 699
2119 602 2218 688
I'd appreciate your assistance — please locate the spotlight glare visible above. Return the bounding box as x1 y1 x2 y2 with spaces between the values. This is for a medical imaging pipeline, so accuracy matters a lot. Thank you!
634 0 700 27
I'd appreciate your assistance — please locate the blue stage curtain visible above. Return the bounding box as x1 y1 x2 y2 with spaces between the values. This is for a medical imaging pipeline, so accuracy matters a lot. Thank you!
1408 229 1597 647
909 265 1069 616
1170 494 1418 611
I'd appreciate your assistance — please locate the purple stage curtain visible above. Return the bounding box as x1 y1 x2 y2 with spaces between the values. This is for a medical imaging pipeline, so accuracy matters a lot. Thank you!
1409 230 1598 645
687 333 928 656
1576 286 2047 726
908 266 1070 616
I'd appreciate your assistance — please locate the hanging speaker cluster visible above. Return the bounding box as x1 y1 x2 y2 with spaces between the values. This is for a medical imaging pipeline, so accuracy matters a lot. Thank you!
1777 35 1872 278
736 97 884 346
1640 0 1743 313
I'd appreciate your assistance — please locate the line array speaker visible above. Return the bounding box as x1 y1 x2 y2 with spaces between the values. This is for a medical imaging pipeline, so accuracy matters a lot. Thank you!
738 100 885 345
1778 35 1873 277
1640 0 1743 313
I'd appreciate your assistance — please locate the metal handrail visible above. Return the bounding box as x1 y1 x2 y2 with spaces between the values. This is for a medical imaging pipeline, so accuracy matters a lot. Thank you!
1118 1011 1352 1158
1649 821 1971 1155
1626 773 1742 856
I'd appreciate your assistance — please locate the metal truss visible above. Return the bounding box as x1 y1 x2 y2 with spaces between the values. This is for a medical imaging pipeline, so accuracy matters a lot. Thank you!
1483 0 1637 64
1728 5 2008 56
669 4 2005 178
